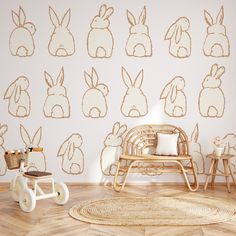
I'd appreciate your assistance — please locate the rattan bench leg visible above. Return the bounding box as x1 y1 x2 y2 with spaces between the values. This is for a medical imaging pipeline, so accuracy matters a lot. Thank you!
113 160 135 192
113 161 122 191
191 159 199 190
177 160 199 192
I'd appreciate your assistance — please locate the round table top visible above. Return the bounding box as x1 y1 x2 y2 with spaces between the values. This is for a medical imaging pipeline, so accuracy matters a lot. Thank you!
206 153 234 159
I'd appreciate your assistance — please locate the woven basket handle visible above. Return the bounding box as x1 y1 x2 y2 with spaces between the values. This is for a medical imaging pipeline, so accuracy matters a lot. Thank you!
29 147 43 152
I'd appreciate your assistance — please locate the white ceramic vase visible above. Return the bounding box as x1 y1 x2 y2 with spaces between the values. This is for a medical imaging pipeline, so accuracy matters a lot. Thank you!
214 147 224 158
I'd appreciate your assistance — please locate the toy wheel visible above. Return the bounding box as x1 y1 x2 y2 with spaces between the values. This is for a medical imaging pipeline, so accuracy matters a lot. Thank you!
10 176 27 202
54 183 69 205
19 188 36 213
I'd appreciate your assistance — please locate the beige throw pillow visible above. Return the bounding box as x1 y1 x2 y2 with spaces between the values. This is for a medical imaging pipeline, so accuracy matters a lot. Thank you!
156 132 179 156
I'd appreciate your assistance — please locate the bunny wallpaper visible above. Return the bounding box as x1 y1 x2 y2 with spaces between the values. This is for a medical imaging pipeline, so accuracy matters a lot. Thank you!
0 0 236 184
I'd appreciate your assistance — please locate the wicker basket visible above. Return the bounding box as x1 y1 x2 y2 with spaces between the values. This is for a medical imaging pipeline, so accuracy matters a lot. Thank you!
4 149 28 170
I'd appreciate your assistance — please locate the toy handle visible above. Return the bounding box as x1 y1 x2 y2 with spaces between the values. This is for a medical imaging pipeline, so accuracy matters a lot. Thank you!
28 147 43 152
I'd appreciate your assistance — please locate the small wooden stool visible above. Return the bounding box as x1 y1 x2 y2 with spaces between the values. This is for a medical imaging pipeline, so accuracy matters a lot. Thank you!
204 154 236 192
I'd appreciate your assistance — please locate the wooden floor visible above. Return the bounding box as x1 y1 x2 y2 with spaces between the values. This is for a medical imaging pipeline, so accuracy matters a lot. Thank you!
1 183 236 236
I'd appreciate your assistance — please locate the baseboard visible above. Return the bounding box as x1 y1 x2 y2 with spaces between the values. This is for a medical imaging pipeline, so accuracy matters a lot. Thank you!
0 181 230 187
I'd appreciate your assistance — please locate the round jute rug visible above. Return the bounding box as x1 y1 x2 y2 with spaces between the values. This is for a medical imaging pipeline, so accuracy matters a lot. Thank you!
69 195 236 226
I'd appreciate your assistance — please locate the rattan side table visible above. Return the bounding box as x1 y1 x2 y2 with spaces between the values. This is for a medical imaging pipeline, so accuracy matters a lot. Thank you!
204 154 236 192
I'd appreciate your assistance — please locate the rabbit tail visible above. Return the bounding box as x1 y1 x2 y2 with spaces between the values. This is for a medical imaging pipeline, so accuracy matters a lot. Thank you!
173 106 185 117
109 163 118 176
70 163 82 174
16 46 28 57
177 47 189 58
133 44 146 57
89 107 101 118
211 43 224 57
96 47 106 58
55 48 68 57
207 106 218 117
52 105 64 118
129 109 141 117
17 106 28 117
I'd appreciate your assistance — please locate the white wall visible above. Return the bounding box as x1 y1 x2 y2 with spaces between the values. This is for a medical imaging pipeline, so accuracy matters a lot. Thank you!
1 0 236 183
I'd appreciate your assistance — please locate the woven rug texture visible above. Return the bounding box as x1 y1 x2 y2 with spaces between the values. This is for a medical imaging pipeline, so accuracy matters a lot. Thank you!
69 195 236 226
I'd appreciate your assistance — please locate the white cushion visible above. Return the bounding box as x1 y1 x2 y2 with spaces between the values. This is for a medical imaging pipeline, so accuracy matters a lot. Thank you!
156 132 179 156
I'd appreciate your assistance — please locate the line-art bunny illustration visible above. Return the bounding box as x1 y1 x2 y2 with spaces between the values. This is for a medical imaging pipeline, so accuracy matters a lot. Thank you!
43 67 70 119
4 76 31 118
198 64 225 118
160 76 187 117
82 68 109 118
9 6 36 57
223 133 236 155
203 6 230 57
222 133 236 173
121 67 148 118
126 6 152 57
87 4 114 58
165 17 191 58
57 133 84 175
48 7 75 57
188 124 205 175
100 122 127 176
20 125 46 171
0 124 8 176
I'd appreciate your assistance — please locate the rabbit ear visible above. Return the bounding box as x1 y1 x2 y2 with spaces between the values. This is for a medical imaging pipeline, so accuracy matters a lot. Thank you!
134 69 143 88
61 9 71 27
12 10 19 26
210 64 218 76
204 10 213 26
19 6 26 26
99 4 107 17
56 67 64 85
215 66 225 79
14 85 21 103
32 127 42 146
191 124 199 142
44 71 54 87
57 138 69 156
170 85 177 103
175 25 182 44
103 7 114 19
112 122 120 135
127 10 136 26
0 125 8 136
91 68 99 87
122 67 133 88
68 142 75 161
84 71 93 88
75 134 83 147
224 142 230 154
138 6 146 24
216 6 224 24
165 22 176 40
117 125 127 137
4 82 16 99
20 125 31 146
160 81 172 99
49 7 60 27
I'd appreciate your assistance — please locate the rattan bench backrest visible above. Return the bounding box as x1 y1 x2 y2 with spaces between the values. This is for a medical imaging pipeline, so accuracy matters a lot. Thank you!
122 124 189 156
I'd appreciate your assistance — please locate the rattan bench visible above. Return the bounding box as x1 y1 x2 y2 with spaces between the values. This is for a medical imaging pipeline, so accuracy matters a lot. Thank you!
113 124 199 192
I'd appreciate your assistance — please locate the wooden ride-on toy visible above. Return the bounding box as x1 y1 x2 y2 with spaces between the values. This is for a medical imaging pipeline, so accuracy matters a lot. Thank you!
4 147 69 212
